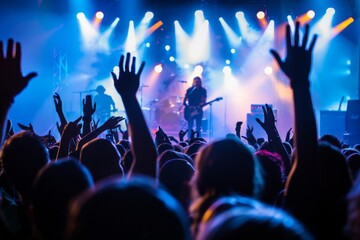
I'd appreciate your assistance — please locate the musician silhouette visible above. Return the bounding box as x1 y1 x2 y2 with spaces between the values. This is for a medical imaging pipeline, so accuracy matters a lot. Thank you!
93 85 117 124
183 76 207 139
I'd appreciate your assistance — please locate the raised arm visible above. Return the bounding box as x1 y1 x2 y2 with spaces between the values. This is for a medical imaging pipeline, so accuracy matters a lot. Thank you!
82 94 96 136
53 92 67 135
76 116 124 151
256 104 291 175
0 39 37 145
111 53 157 178
271 22 319 222
56 116 82 160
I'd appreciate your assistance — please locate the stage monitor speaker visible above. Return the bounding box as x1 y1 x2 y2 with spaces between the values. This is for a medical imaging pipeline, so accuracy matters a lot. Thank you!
346 100 360 135
320 111 345 140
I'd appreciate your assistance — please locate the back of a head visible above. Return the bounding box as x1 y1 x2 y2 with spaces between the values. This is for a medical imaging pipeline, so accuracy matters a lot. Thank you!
255 150 285 205
158 149 194 169
194 138 263 198
319 134 342 149
318 142 352 197
159 159 195 209
157 142 174 155
347 153 360 181
0 131 49 203
347 171 360 240
32 159 94 240
118 139 131 151
80 138 123 182
122 149 133 174
197 205 313 240
185 141 205 160
317 142 352 239
66 177 191 240
158 149 178 168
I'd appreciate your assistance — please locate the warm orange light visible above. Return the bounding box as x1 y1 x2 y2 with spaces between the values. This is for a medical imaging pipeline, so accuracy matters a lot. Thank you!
145 21 164 38
332 17 354 38
296 12 312 25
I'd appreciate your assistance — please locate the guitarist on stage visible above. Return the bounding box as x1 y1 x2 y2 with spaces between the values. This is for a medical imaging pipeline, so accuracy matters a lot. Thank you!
183 76 207 139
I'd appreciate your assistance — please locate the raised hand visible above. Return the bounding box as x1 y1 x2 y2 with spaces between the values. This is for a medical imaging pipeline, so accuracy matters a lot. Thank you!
56 116 82 160
256 104 276 136
235 121 242 138
61 116 82 139
179 129 188 142
0 39 37 105
241 125 257 147
270 22 317 87
285 127 293 142
101 116 124 130
53 92 68 135
168 136 179 144
53 92 63 114
39 130 57 147
111 52 145 99
119 119 129 140
82 94 96 119
18 123 34 132
155 126 171 146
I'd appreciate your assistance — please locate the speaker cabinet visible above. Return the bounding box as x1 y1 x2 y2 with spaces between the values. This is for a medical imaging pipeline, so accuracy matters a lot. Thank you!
320 111 346 140
346 100 360 135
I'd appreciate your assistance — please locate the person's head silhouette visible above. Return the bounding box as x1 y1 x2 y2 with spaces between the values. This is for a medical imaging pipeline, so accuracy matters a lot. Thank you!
95 85 106 94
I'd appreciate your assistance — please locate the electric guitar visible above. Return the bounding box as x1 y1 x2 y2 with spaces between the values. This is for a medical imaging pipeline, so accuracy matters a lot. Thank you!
184 97 223 121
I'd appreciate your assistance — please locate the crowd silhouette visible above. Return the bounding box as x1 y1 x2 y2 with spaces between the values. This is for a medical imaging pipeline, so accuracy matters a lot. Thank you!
0 22 359 240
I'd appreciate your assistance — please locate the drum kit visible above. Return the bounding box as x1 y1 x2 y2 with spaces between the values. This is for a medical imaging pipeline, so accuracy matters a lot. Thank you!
153 96 185 131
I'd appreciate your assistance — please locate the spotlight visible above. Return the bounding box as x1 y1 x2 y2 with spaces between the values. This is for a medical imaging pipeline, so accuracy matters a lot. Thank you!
346 60 351 65
165 45 170 51
235 11 244 18
257 11 265 20
223 66 232 75
225 59 230 65
145 42 151 48
96 11 104 19
264 66 273 75
307 10 315 19
76 12 85 19
194 65 203 74
169 56 175 62
195 10 204 17
230 48 236 54
144 11 154 21
326 8 335 15
154 64 163 73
